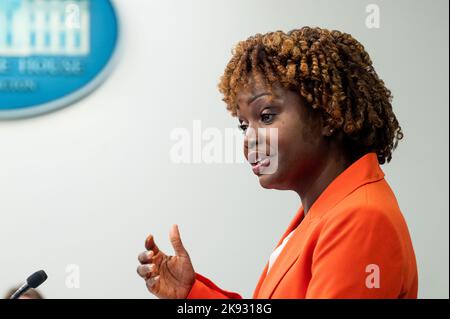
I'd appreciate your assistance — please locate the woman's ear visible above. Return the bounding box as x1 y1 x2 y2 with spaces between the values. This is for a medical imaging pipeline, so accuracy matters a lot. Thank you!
321 125 335 137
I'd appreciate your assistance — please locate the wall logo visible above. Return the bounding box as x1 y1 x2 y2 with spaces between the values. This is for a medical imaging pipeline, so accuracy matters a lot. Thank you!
0 0 119 119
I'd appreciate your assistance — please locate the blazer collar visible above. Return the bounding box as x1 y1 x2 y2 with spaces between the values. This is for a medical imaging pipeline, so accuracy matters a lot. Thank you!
306 152 385 221
253 152 385 298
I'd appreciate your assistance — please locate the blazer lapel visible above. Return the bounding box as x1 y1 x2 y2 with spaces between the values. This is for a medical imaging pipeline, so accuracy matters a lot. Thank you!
253 206 305 298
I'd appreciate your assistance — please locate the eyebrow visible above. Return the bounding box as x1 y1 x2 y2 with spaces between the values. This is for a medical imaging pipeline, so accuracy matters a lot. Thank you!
248 92 272 104
237 92 272 110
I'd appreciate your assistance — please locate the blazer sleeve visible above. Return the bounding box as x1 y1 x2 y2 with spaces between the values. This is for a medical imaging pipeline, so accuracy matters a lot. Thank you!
186 273 243 299
306 206 405 298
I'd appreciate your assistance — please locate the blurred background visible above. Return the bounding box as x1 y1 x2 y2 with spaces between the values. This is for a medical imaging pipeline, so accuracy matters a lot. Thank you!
0 0 448 298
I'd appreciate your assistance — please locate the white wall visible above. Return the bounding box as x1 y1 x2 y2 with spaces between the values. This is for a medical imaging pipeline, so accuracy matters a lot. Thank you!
0 0 448 298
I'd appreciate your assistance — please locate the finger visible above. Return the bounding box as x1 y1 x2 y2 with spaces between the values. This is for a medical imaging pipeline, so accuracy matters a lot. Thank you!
138 250 154 264
136 264 157 279
145 234 160 254
169 224 188 257
146 275 160 292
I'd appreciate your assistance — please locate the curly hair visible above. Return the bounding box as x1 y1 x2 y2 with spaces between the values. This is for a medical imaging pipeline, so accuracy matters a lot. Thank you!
218 26 403 164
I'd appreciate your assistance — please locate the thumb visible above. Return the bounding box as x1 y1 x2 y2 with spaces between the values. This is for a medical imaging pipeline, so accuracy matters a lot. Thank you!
169 224 188 257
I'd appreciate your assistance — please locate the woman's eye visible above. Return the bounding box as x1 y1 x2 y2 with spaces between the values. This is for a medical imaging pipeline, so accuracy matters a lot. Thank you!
261 113 275 123
238 123 248 133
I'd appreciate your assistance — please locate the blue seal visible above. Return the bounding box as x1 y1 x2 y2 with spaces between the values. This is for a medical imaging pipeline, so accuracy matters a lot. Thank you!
0 0 119 119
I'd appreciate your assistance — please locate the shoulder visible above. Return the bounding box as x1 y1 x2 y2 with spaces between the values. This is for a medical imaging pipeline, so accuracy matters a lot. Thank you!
319 179 404 237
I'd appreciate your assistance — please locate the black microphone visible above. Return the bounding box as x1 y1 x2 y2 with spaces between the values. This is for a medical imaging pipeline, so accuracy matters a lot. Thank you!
10 270 48 299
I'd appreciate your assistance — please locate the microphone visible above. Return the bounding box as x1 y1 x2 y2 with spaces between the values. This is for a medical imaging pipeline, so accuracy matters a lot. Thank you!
10 270 48 299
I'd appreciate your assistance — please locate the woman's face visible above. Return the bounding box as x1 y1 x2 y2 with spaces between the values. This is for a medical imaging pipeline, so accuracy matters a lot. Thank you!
236 77 331 191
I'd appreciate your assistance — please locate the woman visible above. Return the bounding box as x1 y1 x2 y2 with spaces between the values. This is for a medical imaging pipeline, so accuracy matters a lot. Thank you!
136 27 418 298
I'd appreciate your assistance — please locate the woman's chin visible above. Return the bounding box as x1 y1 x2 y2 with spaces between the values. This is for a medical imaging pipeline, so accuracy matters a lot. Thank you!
257 173 278 189
257 171 292 190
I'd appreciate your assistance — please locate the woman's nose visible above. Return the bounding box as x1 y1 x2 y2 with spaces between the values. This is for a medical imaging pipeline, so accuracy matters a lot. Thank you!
244 127 258 150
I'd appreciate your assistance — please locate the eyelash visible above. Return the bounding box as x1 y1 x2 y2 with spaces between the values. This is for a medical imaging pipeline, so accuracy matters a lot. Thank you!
238 123 248 132
238 112 277 133
261 113 276 124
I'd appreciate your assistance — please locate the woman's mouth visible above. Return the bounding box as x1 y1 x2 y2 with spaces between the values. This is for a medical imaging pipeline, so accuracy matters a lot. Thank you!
250 157 271 175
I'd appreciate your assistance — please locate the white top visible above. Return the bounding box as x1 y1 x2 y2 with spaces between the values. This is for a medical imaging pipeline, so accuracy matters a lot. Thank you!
267 229 296 274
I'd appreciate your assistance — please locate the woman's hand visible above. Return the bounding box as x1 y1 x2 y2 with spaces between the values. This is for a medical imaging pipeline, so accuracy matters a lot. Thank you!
137 224 196 299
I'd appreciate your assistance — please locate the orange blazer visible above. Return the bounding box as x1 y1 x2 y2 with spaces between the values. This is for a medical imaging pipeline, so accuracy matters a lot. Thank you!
186 152 418 299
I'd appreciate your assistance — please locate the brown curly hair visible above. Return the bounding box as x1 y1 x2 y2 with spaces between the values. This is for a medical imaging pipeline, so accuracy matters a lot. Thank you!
218 26 403 164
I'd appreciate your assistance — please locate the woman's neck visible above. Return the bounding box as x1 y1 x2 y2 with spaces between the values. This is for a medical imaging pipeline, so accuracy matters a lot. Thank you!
294 151 354 215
